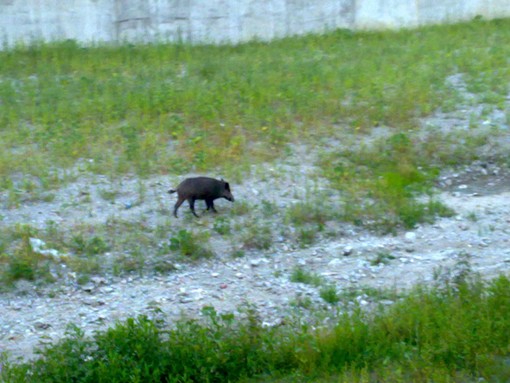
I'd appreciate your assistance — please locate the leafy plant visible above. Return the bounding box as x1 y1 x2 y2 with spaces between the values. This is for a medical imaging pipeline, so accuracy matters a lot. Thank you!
241 223 273 250
213 217 231 235
321 132 455 230
290 266 323 287
169 229 215 260
370 251 396 266
4 274 510 382
69 234 109 257
285 200 332 227
1 231 54 284
2 18 509 190
319 284 340 305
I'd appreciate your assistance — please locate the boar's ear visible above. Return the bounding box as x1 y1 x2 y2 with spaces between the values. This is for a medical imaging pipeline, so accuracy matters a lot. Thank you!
225 182 230 190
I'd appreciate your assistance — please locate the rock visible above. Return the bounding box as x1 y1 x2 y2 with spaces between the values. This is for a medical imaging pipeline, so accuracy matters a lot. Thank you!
34 322 51 330
343 246 353 256
404 232 417 241
29 238 46 251
328 259 343 267
82 299 105 307
91 276 107 285
81 284 95 293
458 223 469 230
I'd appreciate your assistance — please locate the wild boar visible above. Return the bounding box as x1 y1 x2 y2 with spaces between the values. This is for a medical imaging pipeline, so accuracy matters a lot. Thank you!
168 177 235 218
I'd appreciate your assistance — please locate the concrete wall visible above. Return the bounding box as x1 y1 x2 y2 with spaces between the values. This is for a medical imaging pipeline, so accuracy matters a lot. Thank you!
1 0 509 47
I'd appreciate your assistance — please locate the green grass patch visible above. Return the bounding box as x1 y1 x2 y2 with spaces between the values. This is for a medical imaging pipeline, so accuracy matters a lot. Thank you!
241 222 273 250
290 266 323 287
321 132 456 230
3 274 510 382
168 229 215 260
1 19 509 186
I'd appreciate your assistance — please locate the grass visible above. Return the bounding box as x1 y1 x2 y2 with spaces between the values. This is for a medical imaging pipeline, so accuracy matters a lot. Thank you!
370 251 396 266
1 18 510 377
1 18 509 283
289 267 342 305
320 131 457 230
4 18 506 233
290 266 323 287
1 18 509 186
0 219 216 286
0 19 508 236
241 221 273 250
3 273 510 382
167 229 215 260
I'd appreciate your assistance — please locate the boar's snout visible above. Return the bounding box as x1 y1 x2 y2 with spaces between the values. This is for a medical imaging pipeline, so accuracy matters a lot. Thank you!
223 182 234 202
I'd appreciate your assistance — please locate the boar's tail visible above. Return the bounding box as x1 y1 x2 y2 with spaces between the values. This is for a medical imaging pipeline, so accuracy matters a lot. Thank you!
168 189 177 194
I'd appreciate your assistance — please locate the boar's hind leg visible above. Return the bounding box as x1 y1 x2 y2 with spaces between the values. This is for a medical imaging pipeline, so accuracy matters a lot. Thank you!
205 199 217 213
188 198 200 217
174 196 186 218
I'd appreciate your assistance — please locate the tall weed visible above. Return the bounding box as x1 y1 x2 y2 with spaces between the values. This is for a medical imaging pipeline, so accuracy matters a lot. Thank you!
4 274 510 382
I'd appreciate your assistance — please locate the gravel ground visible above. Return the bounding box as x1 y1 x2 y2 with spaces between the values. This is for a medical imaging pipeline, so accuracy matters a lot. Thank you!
1 156 510 362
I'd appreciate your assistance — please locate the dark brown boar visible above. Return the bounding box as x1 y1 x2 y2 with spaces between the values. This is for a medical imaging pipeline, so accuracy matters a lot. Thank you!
168 177 235 218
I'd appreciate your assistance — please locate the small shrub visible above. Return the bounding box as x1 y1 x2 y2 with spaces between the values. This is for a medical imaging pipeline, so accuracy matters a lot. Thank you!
69 234 109 257
290 266 323 287
1 233 53 284
152 259 177 274
290 294 314 309
320 284 340 304
231 200 250 216
113 249 145 275
285 200 331 227
67 257 102 277
230 248 245 258
213 217 231 235
169 229 215 260
260 199 279 218
297 227 317 248
98 188 118 202
370 251 396 266
241 223 273 250
466 212 478 222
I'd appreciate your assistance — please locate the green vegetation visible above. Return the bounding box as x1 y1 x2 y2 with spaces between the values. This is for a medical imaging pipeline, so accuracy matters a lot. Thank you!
0 18 509 231
319 284 340 305
241 221 273 250
2 18 510 379
290 266 323 287
1 18 509 185
0 221 215 284
3 274 510 382
1 18 509 282
370 251 396 266
289 266 341 305
321 131 457 230
167 229 215 260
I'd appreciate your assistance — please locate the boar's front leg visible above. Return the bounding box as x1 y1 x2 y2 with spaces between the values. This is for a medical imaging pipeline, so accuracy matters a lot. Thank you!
205 198 217 213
